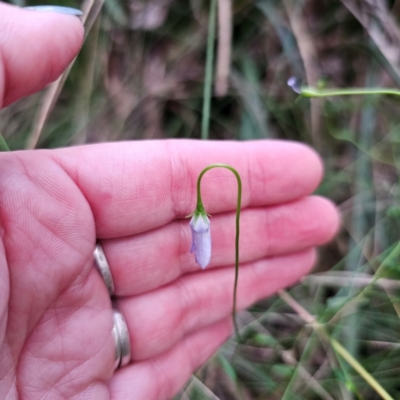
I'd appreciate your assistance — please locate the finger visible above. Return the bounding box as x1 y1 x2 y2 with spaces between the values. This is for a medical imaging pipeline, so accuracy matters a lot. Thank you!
109 318 232 400
0 3 84 108
102 196 339 296
118 248 315 360
53 139 323 238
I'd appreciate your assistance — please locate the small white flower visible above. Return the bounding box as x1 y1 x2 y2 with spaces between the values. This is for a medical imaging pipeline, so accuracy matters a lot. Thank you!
190 211 211 269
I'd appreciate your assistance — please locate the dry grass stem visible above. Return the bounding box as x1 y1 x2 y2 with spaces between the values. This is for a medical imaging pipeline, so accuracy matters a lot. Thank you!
279 290 394 400
184 375 221 400
278 290 316 325
303 271 400 289
283 0 322 149
235 311 334 400
215 0 232 97
341 0 400 81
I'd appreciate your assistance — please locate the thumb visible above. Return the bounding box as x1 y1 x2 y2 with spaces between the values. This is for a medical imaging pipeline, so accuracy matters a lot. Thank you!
0 3 84 108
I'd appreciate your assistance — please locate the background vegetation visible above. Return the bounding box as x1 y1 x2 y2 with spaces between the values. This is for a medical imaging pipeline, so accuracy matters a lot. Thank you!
3 0 400 398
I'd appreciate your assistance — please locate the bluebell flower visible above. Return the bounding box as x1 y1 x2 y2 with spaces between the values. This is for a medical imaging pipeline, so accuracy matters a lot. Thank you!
190 211 211 269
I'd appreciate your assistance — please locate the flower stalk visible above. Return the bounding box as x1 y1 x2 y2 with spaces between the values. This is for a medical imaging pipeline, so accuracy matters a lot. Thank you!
287 77 400 98
190 164 242 339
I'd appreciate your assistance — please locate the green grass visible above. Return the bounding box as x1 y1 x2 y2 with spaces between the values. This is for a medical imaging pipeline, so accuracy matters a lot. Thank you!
3 0 400 398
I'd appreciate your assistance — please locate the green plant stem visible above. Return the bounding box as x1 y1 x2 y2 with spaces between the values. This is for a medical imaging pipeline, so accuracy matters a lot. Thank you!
201 0 217 140
196 164 242 339
300 86 400 98
0 133 10 151
279 290 394 400
328 241 400 326
320 325 394 400
329 338 394 400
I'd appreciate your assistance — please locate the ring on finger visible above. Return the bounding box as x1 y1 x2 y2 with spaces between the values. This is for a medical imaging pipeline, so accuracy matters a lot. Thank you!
113 305 131 369
94 242 115 296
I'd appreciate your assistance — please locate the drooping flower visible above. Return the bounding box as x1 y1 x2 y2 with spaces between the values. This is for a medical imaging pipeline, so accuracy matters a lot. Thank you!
189 210 211 269
190 164 242 340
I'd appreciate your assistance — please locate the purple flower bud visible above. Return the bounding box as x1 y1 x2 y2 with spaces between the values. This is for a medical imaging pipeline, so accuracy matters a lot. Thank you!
189 212 211 269
287 76 302 94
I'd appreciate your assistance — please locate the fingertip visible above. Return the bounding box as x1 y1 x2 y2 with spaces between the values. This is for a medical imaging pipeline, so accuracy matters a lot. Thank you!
288 247 318 278
293 142 325 192
255 141 325 203
297 195 341 246
0 3 84 107
285 247 318 280
313 196 341 242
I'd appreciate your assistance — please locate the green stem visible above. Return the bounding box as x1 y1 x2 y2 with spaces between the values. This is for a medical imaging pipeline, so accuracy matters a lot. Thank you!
300 86 400 98
280 290 394 400
329 338 394 400
0 133 10 151
196 164 242 339
201 0 217 140
318 325 394 400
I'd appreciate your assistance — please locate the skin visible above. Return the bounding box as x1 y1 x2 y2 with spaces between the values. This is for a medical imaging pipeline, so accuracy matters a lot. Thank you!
0 4 340 399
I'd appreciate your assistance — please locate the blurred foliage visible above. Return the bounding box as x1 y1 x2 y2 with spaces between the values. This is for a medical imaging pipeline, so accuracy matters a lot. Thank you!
3 0 400 398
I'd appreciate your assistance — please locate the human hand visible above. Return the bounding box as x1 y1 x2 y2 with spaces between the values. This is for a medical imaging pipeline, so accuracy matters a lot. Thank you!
0 4 339 399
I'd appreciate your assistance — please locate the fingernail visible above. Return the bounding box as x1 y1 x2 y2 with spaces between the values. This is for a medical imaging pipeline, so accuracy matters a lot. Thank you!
24 5 83 16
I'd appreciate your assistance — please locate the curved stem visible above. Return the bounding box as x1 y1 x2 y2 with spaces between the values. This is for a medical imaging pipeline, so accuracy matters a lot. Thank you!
196 164 242 340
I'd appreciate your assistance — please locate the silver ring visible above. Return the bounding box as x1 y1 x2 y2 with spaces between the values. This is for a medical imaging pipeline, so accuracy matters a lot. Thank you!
112 316 122 370
113 306 131 369
94 243 115 296
94 244 130 369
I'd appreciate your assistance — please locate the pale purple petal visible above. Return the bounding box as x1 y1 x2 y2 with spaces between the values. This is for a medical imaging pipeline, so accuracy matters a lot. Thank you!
189 213 211 269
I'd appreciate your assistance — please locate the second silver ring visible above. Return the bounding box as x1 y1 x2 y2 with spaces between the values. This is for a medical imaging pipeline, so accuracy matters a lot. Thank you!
94 243 115 296
113 305 131 369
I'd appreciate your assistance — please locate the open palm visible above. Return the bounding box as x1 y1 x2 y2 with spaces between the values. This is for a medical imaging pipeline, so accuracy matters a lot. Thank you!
0 4 339 399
